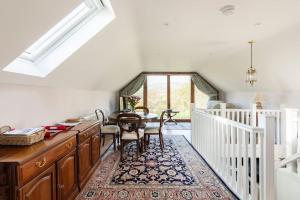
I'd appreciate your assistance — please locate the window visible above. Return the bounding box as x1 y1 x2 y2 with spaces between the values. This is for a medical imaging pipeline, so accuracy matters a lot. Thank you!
147 75 168 116
170 75 191 119
3 0 115 77
119 72 216 121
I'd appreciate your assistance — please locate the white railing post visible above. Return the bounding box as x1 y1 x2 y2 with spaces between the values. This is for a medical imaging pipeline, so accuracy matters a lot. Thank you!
251 103 257 127
280 104 287 145
298 118 300 175
284 108 299 172
259 114 275 200
220 103 226 118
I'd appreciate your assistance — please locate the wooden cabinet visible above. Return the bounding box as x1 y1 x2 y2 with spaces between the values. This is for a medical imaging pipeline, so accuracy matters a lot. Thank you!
18 165 56 200
57 150 78 200
17 136 77 187
0 121 100 200
78 138 92 184
76 122 101 189
91 134 100 164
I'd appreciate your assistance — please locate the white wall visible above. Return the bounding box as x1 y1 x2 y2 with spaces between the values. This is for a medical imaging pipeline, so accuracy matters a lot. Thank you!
225 91 300 109
0 83 116 128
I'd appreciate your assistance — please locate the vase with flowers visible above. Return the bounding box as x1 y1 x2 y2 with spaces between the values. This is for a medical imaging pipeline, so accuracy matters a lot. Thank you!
127 95 141 112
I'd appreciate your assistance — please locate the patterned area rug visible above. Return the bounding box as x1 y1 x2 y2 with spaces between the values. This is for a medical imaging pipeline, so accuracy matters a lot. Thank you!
147 122 192 130
76 136 237 200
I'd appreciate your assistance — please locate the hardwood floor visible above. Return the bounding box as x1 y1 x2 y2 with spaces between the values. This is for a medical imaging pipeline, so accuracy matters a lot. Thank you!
163 129 191 142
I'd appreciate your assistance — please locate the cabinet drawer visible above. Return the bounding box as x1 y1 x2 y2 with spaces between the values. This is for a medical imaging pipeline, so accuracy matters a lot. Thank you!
78 124 100 143
17 136 76 186
18 164 56 200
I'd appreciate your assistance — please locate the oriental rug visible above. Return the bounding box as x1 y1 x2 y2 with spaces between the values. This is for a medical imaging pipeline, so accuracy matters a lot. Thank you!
76 136 237 200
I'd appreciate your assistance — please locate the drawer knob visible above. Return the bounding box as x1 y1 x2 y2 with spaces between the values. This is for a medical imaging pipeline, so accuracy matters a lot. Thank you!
35 157 47 168
65 142 73 149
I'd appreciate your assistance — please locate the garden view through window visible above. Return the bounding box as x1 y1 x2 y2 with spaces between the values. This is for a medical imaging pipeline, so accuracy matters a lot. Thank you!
130 73 210 120
147 75 167 116
170 75 191 119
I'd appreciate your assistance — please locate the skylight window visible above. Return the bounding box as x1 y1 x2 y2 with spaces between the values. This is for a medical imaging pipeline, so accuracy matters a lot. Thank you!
3 0 114 77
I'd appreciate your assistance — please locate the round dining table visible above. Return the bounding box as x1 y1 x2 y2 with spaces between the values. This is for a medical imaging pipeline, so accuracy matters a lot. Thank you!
108 112 158 123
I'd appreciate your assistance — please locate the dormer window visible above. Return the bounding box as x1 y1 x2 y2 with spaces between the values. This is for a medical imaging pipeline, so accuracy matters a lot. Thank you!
3 0 114 77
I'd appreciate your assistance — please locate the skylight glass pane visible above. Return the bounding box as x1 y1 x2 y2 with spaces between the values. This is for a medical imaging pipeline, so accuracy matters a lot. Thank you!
3 0 113 77
20 0 103 61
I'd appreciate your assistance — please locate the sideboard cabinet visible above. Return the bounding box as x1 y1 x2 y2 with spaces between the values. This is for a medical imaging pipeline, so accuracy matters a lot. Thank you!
0 121 101 200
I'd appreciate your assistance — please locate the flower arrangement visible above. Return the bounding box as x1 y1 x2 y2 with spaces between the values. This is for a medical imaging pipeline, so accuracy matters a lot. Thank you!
127 95 141 111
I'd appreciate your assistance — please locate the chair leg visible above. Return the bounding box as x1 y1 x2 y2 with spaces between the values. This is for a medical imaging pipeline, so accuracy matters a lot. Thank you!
113 134 116 151
141 137 145 152
136 140 140 160
144 135 147 149
159 132 164 151
120 141 124 161
117 133 120 144
102 135 106 146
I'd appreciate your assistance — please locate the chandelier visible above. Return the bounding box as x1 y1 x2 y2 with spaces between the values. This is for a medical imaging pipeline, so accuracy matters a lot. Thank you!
246 41 257 86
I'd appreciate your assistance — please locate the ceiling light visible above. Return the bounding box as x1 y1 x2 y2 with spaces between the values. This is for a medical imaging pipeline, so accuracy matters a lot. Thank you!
246 41 257 87
220 5 235 16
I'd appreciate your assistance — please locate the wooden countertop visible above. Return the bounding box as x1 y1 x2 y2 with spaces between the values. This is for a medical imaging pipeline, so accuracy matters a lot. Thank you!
0 120 100 164
70 120 100 132
0 130 78 164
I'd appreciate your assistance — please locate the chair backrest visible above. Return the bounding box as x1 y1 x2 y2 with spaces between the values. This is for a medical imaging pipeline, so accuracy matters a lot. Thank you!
159 110 166 131
134 106 149 114
117 113 142 138
95 109 105 124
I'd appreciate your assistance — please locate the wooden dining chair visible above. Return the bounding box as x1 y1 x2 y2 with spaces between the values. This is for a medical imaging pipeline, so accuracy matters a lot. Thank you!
95 109 120 151
134 106 149 129
117 113 144 160
144 110 166 151
134 106 149 114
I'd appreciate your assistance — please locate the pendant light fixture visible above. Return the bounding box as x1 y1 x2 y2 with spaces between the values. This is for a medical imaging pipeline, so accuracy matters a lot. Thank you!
246 41 257 86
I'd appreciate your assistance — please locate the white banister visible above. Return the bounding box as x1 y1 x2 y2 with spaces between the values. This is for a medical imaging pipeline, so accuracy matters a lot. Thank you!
258 114 276 200
281 108 299 172
251 103 257 126
220 103 226 118
191 109 275 200
278 152 300 168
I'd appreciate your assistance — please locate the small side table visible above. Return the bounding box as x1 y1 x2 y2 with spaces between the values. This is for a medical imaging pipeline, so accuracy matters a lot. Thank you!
164 109 180 124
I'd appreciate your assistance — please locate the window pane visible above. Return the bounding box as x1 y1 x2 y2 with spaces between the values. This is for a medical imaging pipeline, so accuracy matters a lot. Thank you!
195 88 209 109
147 75 167 116
170 75 191 119
133 86 143 107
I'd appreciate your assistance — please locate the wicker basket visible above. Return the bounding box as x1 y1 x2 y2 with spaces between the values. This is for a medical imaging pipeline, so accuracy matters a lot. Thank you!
0 127 45 146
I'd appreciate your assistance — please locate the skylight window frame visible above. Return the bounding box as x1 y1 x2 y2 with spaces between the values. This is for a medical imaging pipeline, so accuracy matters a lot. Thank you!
3 0 114 77
19 0 104 63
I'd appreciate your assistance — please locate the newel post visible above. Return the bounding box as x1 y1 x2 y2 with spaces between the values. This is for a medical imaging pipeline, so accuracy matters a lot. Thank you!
259 114 276 200
220 103 226 118
281 106 299 172
251 103 257 126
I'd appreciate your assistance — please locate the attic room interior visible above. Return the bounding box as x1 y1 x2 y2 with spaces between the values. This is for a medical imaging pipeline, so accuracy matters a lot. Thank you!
1 0 300 199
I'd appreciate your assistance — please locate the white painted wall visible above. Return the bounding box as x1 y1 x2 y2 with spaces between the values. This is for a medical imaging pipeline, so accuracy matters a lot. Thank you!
0 83 116 128
225 91 300 109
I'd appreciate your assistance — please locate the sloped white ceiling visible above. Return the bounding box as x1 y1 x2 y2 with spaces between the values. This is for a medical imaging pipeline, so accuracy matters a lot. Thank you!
0 0 142 91
1 0 300 93
134 0 300 92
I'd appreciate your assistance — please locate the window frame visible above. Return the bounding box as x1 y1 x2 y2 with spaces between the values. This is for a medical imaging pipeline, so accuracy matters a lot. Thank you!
3 0 114 77
22 0 104 63
142 72 200 122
